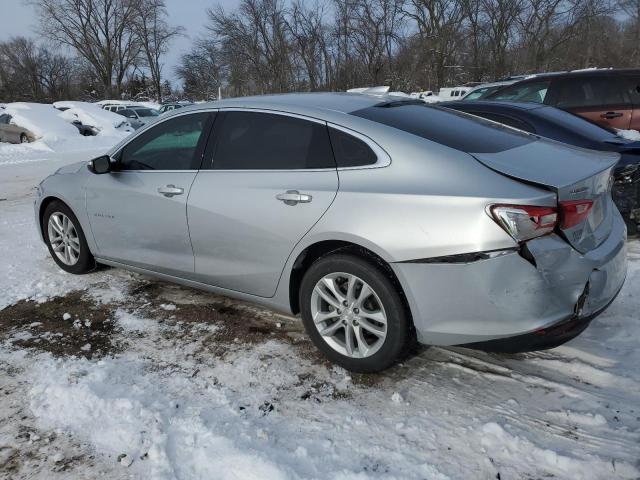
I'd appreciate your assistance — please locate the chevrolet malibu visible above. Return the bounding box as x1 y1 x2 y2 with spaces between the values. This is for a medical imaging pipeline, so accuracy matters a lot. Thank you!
35 93 627 372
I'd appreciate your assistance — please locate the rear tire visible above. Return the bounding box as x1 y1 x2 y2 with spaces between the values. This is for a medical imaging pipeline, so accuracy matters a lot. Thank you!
299 253 411 373
20 133 29 143
43 201 95 274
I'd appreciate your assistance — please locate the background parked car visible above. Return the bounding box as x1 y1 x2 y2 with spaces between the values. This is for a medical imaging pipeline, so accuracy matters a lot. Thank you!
461 80 517 101
440 100 640 233
53 101 134 136
158 102 192 114
115 107 160 129
0 113 35 143
0 103 79 144
486 68 640 132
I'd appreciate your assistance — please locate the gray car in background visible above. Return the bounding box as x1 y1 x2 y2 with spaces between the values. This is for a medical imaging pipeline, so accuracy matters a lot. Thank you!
0 113 35 143
117 107 160 129
34 94 627 372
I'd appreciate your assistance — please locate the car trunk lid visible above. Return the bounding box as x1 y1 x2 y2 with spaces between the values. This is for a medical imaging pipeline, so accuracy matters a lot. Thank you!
473 140 619 253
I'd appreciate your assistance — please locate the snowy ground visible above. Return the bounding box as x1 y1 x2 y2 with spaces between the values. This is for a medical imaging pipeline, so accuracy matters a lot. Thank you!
0 144 639 480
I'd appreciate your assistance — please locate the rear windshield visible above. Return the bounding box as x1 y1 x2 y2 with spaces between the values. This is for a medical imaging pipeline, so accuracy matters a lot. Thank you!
351 103 534 153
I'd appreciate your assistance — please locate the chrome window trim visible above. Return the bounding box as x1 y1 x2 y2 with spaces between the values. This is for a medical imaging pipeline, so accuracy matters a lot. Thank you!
108 106 391 173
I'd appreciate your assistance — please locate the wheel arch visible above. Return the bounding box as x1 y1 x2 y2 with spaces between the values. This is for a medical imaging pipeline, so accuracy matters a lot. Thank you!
38 196 65 234
288 240 413 329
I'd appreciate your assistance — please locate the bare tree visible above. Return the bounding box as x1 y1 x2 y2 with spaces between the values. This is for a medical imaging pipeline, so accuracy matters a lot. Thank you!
0 37 77 101
208 0 293 93
175 40 223 100
134 0 183 101
481 0 523 77
32 0 141 97
286 0 331 90
403 0 465 87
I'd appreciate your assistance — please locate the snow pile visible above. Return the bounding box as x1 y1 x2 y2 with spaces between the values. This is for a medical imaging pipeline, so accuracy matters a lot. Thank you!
54 101 133 136
479 422 638 479
419 94 444 104
615 129 640 141
29 356 290 480
0 102 130 165
4 102 78 142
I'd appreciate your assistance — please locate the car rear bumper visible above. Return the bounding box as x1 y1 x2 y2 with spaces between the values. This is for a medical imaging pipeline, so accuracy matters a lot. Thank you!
391 212 627 347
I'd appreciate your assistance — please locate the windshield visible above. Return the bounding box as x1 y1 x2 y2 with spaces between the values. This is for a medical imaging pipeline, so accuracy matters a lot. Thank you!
463 85 505 101
133 108 160 117
489 81 551 103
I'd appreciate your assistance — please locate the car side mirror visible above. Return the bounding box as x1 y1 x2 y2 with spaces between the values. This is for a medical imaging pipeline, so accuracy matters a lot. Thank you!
87 155 112 174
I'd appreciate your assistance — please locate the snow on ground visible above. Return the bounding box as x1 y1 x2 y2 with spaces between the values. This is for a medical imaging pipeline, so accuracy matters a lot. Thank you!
0 151 639 479
616 129 640 142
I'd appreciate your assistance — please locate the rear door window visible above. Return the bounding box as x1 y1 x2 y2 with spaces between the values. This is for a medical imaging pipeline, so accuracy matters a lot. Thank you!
554 76 628 108
211 111 335 170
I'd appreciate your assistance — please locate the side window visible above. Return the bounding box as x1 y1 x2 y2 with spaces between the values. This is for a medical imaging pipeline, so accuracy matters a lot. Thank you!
555 76 627 108
328 128 378 167
212 112 335 170
120 112 212 171
491 81 551 103
0 114 9 125
473 112 536 133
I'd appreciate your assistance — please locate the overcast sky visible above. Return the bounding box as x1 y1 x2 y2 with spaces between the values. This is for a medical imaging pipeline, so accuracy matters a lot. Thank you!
1 0 237 86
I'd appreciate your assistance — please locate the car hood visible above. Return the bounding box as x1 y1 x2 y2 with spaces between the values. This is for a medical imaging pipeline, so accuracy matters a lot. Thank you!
55 161 86 175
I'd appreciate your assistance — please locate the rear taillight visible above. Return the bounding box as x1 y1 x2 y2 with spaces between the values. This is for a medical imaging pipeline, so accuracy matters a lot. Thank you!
490 204 558 242
559 200 593 229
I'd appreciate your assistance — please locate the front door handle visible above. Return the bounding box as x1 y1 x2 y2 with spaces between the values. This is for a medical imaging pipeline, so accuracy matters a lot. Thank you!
276 190 312 206
601 111 623 119
157 184 184 197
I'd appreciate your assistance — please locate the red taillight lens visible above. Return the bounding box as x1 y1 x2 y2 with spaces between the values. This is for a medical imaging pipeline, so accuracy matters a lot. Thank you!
559 200 593 229
490 204 558 242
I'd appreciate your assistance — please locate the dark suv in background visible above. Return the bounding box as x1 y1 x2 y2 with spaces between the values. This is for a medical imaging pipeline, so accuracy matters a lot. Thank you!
486 69 640 132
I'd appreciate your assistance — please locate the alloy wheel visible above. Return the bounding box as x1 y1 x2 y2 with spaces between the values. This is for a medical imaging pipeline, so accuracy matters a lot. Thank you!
47 212 81 266
310 272 388 358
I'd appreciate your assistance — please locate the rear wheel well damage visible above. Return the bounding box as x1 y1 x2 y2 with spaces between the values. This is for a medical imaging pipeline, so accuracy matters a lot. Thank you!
288 240 414 329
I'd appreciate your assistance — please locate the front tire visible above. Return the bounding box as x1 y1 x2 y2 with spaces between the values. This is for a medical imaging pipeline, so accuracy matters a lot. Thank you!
299 253 412 373
20 133 29 143
43 201 95 274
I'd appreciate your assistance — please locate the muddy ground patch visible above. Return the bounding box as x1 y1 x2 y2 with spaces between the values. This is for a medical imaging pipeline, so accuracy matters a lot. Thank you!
0 291 118 359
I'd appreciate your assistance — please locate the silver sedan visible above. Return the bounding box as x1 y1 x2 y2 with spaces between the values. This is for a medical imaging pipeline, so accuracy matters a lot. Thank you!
34 93 627 372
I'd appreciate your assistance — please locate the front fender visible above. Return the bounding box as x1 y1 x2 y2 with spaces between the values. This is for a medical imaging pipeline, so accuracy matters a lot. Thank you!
35 170 97 255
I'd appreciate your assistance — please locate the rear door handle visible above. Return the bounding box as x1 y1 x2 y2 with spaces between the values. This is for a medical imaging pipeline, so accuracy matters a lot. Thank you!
157 184 184 197
600 111 623 119
276 190 312 205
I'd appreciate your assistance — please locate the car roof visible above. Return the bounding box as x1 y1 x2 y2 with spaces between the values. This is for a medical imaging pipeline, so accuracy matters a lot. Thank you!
505 68 640 84
177 92 388 117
